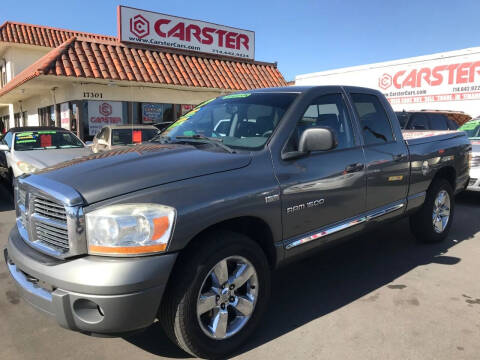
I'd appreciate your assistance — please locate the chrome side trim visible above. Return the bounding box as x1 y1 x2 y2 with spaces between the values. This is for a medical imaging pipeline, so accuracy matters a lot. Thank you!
365 203 405 221
285 217 366 250
285 202 406 250
407 191 426 201
6 257 52 303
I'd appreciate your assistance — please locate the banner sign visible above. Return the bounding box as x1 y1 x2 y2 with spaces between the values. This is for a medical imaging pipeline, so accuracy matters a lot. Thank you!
60 102 70 130
118 6 255 59
142 103 163 123
88 101 123 136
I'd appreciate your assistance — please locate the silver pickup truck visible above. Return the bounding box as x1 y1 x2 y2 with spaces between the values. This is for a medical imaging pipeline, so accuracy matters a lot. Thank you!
4 86 471 358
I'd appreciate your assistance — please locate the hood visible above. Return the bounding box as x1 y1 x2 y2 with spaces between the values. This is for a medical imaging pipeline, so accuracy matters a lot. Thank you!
34 143 251 204
14 147 93 168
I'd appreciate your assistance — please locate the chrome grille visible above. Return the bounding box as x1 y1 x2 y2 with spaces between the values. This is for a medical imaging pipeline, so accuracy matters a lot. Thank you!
35 222 69 251
33 197 67 222
15 177 86 259
471 155 480 168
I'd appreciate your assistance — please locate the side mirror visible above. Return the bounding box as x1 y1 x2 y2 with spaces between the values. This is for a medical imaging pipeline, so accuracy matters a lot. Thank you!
299 127 337 153
282 127 337 160
0 144 9 151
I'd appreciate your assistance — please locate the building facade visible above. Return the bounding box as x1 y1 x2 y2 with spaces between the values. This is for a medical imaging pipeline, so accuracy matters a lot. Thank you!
0 14 286 140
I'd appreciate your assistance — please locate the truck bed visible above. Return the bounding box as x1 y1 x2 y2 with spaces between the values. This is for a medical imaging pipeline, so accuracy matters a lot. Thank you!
402 130 465 146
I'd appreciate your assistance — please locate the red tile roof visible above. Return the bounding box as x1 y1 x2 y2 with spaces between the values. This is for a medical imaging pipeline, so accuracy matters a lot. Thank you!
0 37 286 96
0 21 116 47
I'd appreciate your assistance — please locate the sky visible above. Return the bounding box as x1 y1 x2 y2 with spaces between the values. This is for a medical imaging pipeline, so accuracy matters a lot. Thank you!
2 0 480 81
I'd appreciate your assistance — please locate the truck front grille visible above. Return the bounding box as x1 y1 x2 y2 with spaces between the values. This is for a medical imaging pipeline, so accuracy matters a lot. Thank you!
471 155 480 168
34 222 69 251
33 197 67 222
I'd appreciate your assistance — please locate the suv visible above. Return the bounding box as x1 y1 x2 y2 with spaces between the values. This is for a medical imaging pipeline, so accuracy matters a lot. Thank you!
396 110 471 130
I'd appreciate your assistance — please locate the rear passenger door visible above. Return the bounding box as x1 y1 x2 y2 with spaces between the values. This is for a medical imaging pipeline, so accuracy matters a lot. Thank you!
347 91 410 213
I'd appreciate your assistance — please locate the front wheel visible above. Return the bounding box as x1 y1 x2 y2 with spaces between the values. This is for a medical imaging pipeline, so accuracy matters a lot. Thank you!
159 231 271 359
410 178 454 243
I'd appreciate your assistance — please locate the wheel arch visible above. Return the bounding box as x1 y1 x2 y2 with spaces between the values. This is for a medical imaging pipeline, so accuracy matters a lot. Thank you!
182 216 278 270
431 166 456 191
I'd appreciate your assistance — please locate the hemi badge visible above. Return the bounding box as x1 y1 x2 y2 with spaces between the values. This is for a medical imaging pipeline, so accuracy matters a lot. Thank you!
265 194 280 204
388 175 403 181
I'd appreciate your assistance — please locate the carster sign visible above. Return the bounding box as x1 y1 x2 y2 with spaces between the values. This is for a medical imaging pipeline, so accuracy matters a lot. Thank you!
295 47 480 114
118 6 255 60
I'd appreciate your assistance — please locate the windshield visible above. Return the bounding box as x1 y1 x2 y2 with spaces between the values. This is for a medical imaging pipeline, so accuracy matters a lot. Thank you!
14 130 84 151
395 112 410 128
459 119 480 139
160 92 298 150
111 128 159 146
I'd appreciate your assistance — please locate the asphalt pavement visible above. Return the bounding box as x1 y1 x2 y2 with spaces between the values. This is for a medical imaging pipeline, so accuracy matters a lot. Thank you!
0 181 479 360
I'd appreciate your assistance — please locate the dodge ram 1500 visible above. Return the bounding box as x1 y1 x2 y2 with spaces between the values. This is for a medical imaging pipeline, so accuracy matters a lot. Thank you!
4 86 471 358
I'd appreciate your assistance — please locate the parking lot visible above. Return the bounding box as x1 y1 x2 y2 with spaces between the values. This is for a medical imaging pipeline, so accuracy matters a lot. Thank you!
0 182 479 360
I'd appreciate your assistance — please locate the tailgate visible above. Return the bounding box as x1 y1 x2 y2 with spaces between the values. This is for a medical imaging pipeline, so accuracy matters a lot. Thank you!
402 130 465 145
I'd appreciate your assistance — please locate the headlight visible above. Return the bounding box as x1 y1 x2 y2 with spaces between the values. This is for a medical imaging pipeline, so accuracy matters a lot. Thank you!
86 204 176 256
16 161 38 174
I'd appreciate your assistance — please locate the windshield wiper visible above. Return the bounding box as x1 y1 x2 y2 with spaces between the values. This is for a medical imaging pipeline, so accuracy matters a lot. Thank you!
175 135 236 153
150 134 173 144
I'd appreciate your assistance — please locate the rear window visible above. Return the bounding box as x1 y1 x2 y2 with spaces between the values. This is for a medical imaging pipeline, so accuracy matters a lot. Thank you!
427 114 449 130
111 128 159 146
14 130 84 151
351 93 394 145
395 112 410 128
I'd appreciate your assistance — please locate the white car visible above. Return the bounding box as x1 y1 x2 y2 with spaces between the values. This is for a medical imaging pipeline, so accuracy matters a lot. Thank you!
91 124 159 153
0 127 92 185
458 119 480 191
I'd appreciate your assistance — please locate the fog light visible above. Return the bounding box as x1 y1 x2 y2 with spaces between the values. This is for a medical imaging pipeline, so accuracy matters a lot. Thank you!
73 299 104 324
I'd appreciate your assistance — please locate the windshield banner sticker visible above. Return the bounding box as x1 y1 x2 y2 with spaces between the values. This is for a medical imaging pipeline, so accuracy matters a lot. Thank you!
222 93 251 99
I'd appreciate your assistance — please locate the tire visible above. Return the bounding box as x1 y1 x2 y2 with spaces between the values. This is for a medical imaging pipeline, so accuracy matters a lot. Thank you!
410 178 455 243
159 230 271 359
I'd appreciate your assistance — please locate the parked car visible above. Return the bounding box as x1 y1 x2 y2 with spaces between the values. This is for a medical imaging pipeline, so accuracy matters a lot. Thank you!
458 118 480 191
91 124 159 153
396 110 471 130
0 126 91 185
5 86 471 358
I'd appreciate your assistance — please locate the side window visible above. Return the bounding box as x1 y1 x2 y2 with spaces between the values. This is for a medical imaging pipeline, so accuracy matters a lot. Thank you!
428 114 448 130
446 118 459 130
4 132 13 148
97 128 106 140
350 93 394 145
409 113 429 130
287 93 355 152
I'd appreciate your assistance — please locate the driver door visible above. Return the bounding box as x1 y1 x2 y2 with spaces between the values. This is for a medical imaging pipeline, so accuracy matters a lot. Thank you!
273 92 367 248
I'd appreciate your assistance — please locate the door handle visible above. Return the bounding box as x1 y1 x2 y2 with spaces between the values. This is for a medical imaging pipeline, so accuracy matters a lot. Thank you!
344 163 364 173
393 153 406 162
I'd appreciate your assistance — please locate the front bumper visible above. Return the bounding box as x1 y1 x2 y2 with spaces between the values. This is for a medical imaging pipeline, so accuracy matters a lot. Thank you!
5 226 177 335
466 168 480 192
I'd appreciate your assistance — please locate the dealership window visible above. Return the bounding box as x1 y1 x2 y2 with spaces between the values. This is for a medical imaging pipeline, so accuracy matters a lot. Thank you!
14 112 27 127
38 106 56 127
140 103 174 124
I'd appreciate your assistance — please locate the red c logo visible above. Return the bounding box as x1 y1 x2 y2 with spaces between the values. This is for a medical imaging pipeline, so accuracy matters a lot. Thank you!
378 73 392 90
130 14 150 39
99 103 112 116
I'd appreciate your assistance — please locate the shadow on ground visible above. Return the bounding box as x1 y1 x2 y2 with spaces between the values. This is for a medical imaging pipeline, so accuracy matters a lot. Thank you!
86 191 480 358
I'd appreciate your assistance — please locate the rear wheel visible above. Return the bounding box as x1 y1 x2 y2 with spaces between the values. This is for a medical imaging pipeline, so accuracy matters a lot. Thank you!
159 231 271 359
410 178 454 243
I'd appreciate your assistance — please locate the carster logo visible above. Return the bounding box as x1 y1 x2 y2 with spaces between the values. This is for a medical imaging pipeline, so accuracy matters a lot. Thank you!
378 73 393 90
130 14 150 39
99 103 112 117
